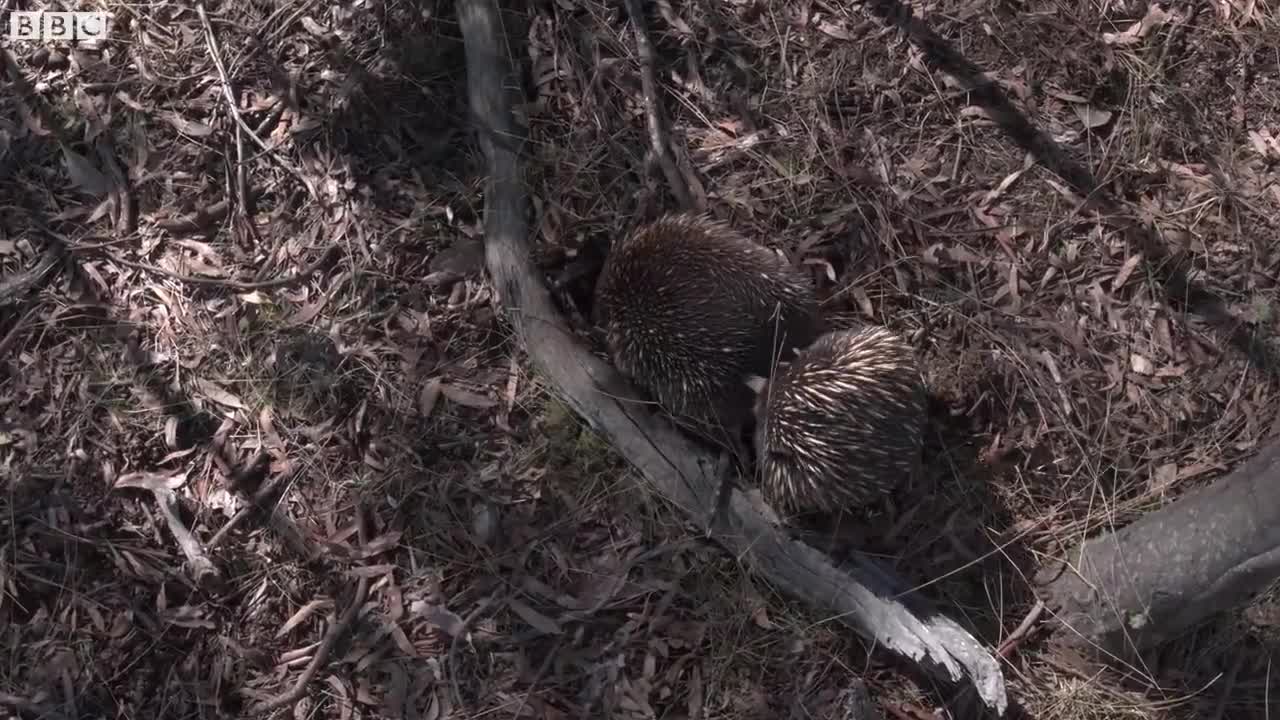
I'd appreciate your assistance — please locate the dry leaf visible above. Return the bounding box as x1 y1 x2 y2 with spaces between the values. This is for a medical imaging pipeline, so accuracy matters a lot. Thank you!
174 239 227 267
1112 254 1142 291
61 144 111 196
357 531 404 558
507 598 562 635
1130 353 1154 376
164 416 180 448
166 250 225 277
162 111 215 137
285 297 329 327
1176 461 1222 480
129 115 151 180
160 605 217 629
472 503 499 546
300 15 331 36
1046 88 1089 103
290 116 322 135
1073 105 1113 129
114 468 189 492
751 605 775 630
1102 5 1170 44
1248 130 1280 160
414 603 466 637
195 378 248 410
430 238 485 277
419 378 443 417
327 676 354 720
981 167 1028 207
74 86 106 140
440 383 497 409
1150 463 1179 492
923 243 982 267
852 287 874 318
817 20 856 40
277 599 333 638
114 91 147 111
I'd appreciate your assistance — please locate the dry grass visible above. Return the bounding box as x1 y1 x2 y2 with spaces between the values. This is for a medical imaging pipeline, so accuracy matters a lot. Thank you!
2 0 1279 717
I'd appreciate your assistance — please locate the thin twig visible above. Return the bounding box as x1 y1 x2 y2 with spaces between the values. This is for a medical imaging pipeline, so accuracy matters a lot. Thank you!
195 3 323 205
234 123 249 214
996 600 1045 659
621 0 695 211
1209 650 1246 720
256 501 375 712
449 595 497 707
0 302 40 361
0 244 64 302
206 457 290 551
255 576 370 712
509 634 564 720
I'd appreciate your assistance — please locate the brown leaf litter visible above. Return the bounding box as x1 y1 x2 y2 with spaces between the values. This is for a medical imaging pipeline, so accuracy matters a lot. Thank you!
2 0 1279 718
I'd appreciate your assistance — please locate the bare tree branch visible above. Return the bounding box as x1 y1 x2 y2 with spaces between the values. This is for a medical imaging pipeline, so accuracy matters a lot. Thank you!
621 0 697 211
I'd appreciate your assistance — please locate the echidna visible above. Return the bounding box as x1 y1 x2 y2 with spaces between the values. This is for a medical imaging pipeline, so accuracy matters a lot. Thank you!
592 213 820 436
748 325 926 516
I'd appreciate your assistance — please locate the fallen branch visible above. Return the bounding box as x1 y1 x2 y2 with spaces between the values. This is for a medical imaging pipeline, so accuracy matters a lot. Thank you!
456 0 1007 713
621 0 697 212
114 469 223 589
1036 436 1280 665
152 487 222 589
206 454 297 552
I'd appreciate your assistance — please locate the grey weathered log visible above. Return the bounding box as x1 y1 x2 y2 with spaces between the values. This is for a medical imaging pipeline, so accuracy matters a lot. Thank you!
456 0 1007 714
1037 436 1280 662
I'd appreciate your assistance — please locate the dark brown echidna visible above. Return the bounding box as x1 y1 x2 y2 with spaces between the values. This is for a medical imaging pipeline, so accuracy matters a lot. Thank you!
592 213 820 436
748 325 926 516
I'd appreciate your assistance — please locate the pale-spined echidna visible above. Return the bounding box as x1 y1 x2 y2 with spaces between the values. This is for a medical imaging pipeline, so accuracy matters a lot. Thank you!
592 213 820 436
748 325 926 516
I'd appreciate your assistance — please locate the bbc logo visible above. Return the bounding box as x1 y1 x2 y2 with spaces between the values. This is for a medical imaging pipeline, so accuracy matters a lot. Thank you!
7 11 112 42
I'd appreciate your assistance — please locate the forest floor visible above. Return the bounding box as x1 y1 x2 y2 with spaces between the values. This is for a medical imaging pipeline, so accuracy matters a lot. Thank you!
2 0 1280 718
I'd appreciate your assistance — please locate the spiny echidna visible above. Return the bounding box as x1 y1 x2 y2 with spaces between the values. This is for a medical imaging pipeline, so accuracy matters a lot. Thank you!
748 325 926 516
592 212 821 436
